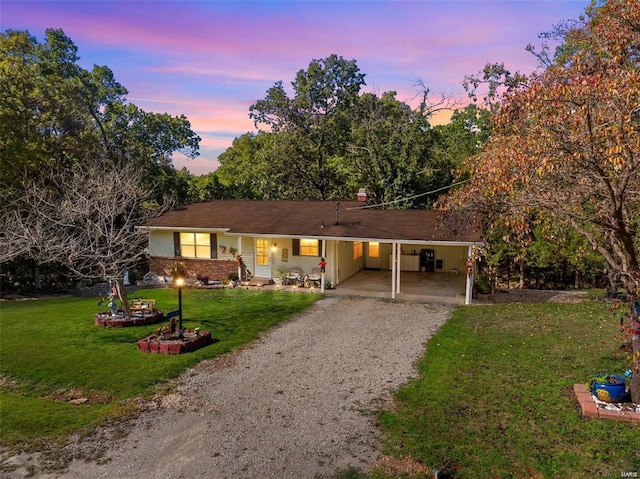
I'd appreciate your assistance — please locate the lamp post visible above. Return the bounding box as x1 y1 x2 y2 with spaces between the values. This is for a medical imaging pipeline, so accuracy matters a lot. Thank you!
175 277 185 338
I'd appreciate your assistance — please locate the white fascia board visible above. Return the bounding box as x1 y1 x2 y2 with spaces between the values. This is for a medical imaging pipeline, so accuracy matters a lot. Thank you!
140 227 482 247
142 226 231 233
244 233 482 246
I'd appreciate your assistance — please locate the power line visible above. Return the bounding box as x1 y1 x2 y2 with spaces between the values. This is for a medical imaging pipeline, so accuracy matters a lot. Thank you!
344 179 470 210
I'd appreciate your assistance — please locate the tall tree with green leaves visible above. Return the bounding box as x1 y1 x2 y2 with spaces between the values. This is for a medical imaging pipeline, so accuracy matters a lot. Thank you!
216 132 284 199
249 54 366 200
0 29 200 198
1 28 201 299
340 91 436 208
431 104 492 171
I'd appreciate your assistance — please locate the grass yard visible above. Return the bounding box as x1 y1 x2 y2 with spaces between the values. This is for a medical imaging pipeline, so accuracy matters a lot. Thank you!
375 300 640 479
0 288 320 450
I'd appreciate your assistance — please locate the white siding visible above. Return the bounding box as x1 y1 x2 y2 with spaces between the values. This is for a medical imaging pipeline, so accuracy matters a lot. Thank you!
336 240 362 283
150 230 175 257
435 245 468 272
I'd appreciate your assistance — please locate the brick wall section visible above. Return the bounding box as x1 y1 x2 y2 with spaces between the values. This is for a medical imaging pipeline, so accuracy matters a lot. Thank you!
149 257 239 282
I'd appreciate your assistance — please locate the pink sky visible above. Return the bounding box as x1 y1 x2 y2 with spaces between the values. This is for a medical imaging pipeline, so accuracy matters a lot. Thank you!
2 0 591 175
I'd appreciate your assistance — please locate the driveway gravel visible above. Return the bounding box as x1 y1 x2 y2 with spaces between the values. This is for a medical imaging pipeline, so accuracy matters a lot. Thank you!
15 296 451 479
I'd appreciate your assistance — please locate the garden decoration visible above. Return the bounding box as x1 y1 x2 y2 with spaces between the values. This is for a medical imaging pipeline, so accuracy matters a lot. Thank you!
588 374 627 403
134 269 215 354
136 313 215 355
95 297 164 327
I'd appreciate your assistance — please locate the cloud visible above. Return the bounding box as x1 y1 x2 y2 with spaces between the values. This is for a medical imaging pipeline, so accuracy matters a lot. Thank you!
3 0 591 175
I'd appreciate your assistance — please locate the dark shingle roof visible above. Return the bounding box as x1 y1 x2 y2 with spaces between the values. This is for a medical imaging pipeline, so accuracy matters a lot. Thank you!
146 200 482 243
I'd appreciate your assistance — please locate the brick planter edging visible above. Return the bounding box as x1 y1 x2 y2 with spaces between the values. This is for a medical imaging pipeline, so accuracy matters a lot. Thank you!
574 383 640 423
95 311 165 327
137 330 215 354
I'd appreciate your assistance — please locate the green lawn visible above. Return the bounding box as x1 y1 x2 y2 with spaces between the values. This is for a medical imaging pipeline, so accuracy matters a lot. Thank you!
3 291 638 478
0 288 320 449
375 301 639 479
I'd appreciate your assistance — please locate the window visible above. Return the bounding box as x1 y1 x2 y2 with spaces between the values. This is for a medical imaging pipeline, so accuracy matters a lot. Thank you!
300 239 318 256
180 233 211 258
353 241 363 260
368 242 379 258
256 239 269 266
292 239 322 257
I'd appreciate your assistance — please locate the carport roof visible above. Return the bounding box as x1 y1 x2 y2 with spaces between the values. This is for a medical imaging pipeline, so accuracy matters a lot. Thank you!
145 200 482 244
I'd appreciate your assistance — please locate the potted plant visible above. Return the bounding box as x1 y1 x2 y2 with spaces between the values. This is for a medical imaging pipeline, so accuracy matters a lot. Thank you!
587 374 627 403
274 267 288 285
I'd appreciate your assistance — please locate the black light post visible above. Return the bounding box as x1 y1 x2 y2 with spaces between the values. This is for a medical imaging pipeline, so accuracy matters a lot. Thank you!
175 277 185 338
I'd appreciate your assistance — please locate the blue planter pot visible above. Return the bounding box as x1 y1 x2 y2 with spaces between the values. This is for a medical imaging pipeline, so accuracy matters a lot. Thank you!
591 374 627 403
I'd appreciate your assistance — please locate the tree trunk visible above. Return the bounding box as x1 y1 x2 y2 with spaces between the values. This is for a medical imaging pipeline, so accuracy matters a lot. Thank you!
492 268 498 294
115 278 131 317
606 263 618 298
631 333 640 404
631 300 640 404
33 266 41 290
518 261 525 289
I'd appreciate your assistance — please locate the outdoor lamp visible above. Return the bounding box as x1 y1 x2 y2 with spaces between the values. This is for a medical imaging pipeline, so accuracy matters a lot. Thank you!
175 277 185 337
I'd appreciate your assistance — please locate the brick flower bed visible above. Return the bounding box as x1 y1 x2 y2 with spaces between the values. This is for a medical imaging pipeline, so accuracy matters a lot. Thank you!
95 310 165 328
137 329 215 354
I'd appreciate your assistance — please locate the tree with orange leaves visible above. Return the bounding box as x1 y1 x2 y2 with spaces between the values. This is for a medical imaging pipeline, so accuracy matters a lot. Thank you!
447 0 640 401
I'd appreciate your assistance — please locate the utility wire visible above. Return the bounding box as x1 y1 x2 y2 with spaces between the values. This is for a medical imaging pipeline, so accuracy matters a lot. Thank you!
344 179 470 210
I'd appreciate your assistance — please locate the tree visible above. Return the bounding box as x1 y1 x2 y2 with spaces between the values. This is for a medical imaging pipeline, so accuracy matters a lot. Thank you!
0 29 200 202
340 91 436 208
1 28 201 297
1 162 168 315
216 132 286 199
446 0 640 401
249 54 366 199
431 104 492 170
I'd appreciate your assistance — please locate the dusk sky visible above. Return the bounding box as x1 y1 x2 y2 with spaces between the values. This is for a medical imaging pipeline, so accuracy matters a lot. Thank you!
2 0 591 175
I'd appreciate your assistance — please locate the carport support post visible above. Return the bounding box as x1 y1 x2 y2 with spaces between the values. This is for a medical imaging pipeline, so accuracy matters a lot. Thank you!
465 245 474 305
391 242 397 299
396 242 401 294
237 237 242 281
320 240 327 293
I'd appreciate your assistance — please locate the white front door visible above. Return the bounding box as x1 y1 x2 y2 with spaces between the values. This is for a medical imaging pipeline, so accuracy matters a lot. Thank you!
254 238 271 278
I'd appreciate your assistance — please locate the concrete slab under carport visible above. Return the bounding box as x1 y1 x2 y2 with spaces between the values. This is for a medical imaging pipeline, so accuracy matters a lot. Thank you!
324 269 468 304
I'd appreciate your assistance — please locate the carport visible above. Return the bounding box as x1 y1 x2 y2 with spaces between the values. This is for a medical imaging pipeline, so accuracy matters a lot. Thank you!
324 269 468 304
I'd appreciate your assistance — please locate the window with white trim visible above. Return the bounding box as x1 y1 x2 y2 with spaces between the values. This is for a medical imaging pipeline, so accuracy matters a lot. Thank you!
256 239 269 266
180 232 211 258
300 239 319 256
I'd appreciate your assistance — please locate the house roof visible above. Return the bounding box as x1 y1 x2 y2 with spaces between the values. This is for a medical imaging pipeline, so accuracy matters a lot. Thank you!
145 200 482 244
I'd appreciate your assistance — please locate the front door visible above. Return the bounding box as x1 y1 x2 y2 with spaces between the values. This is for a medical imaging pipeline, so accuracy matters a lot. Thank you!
254 238 271 278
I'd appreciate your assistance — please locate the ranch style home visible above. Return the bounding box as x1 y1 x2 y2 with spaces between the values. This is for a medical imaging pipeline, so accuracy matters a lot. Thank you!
143 200 483 304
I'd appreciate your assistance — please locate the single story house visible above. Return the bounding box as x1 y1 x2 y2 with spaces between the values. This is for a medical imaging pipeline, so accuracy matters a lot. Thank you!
143 200 483 304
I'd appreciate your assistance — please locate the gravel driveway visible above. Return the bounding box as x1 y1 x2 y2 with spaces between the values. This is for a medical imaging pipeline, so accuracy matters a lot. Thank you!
22 297 451 479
